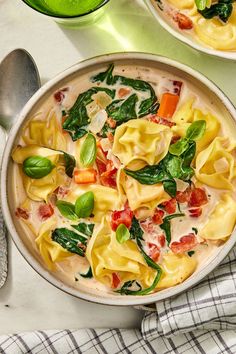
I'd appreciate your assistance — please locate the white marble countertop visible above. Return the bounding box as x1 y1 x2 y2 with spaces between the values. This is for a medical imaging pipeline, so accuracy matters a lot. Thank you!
0 0 236 335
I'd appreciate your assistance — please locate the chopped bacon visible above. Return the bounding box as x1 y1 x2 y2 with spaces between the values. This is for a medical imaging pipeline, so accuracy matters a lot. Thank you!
38 204 54 220
148 243 160 262
106 132 114 142
174 13 193 30
100 168 117 188
15 207 29 220
54 87 68 103
188 188 208 208
107 118 117 129
158 234 166 248
78 243 86 252
161 198 176 214
111 206 134 231
171 135 181 145
170 233 198 254
118 87 131 98
149 115 176 127
96 158 107 175
56 186 69 199
111 272 121 289
140 219 155 234
189 208 202 218
173 80 183 96
176 188 191 203
152 208 165 225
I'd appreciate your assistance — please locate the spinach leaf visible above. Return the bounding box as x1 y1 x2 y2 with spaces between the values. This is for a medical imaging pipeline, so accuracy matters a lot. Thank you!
23 156 55 179
169 138 189 156
188 251 195 257
80 267 93 278
63 152 76 178
106 94 138 122
160 213 185 245
186 120 206 141
163 180 177 198
63 87 115 140
116 271 161 295
125 165 169 185
75 191 94 218
71 222 94 238
130 216 144 240
51 228 86 256
192 227 198 234
116 224 130 244
56 200 78 221
199 0 233 22
80 133 97 167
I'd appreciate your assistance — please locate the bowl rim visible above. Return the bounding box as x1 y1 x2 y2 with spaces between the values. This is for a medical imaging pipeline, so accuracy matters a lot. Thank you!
2 51 236 306
21 0 110 19
145 0 236 61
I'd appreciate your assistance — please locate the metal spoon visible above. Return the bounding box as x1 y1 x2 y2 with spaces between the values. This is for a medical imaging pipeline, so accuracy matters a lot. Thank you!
0 49 41 287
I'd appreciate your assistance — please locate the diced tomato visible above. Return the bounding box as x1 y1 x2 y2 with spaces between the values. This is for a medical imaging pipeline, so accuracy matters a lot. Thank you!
15 207 29 220
74 168 97 184
111 207 134 231
152 208 165 225
171 135 181 145
172 80 183 96
111 273 121 289
188 188 208 208
161 198 176 214
158 234 166 248
149 115 176 127
54 87 68 103
148 243 160 262
118 87 131 98
38 204 54 220
170 233 197 254
96 158 107 175
100 168 117 188
174 13 193 30
176 188 191 203
189 208 202 218
107 118 117 129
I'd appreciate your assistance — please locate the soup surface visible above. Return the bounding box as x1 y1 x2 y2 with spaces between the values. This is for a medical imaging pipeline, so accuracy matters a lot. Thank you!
11 63 236 296
151 0 236 51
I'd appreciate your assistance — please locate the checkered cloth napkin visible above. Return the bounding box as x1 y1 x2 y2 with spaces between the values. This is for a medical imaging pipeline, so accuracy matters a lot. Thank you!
1 247 236 354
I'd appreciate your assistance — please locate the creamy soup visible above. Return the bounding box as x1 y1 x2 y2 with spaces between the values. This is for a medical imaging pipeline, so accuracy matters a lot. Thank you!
11 63 236 296
151 0 236 51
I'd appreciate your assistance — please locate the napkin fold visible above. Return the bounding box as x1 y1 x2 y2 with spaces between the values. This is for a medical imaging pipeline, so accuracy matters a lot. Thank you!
1 248 236 354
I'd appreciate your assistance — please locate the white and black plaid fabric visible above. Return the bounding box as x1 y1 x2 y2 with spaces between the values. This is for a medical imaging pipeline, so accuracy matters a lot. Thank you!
1 247 236 354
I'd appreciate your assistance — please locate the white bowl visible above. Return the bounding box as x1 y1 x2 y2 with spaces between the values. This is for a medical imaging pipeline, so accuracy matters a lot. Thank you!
2 52 236 306
145 0 236 61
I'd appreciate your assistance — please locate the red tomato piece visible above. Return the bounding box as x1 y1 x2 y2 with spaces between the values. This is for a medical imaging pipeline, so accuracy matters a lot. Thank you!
111 207 134 231
176 188 191 203
38 204 54 220
15 207 29 220
188 188 208 207
189 208 202 218
140 219 155 234
100 168 117 188
148 243 160 262
152 208 165 225
170 233 197 254
111 273 121 289
175 13 193 30
96 158 107 175
158 234 166 248
161 198 177 214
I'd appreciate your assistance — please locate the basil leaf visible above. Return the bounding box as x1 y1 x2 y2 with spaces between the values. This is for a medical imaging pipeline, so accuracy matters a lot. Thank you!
186 120 206 141
169 138 189 156
160 213 185 245
116 224 130 244
63 152 76 178
56 201 78 221
195 0 208 10
80 267 93 278
130 216 144 240
163 179 177 198
181 141 196 167
80 133 97 167
165 156 182 178
75 191 94 218
23 156 55 179
51 228 85 256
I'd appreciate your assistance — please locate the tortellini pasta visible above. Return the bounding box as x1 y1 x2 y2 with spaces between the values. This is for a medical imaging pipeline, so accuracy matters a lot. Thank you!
112 119 172 170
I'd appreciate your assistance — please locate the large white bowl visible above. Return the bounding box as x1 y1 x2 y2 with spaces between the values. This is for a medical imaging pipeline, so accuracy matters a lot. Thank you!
1 52 236 306
145 0 236 61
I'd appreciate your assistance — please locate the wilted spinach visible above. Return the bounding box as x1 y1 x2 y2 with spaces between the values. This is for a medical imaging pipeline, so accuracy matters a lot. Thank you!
160 213 185 245
198 0 234 23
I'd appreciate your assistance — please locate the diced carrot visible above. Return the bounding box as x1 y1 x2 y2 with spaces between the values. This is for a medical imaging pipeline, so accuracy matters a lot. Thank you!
158 93 180 119
74 168 97 184
118 87 131 98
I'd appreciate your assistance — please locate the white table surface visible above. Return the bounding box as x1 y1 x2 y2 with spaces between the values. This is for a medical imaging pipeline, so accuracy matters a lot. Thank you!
0 0 236 335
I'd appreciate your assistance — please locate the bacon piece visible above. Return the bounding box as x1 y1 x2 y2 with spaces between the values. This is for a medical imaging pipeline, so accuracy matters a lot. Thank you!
15 207 29 220
170 233 198 254
56 186 69 199
148 243 160 262
173 80 183 96
107 118 117 129
111 272 121 289
174 13 193 30
176 187 191 203
188 188 208 208
149 115 176 127
38 204 54 220
111 206 134 231
161 198 177 214
140 219 155 234
54 87 68 103
189 208 202 218
158 234 166 248
152 208 165 225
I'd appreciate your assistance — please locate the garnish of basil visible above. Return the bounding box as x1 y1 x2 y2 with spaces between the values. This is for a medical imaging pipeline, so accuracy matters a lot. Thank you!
63 152 76 178
56 200 78 221
195 0 208 10
185 120 206 141
80 133 97 167
75 191 94 218
23 156 55 179
116 224 130 244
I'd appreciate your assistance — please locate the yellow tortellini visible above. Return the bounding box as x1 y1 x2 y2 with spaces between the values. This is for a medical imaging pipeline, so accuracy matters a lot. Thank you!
195 137 236 189
12 145 66 202
200 194 236 240
157 252 197 289
65 184 121 222
86 217 156 288
35 217 71 270
22 111 67 151
112 119 172 170
172 98 221 154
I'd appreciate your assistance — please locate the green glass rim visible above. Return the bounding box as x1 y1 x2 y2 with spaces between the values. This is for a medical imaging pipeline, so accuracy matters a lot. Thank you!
21 0 110 19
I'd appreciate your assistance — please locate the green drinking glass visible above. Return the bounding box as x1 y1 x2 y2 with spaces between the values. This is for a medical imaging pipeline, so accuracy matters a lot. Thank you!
21 0 110 26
